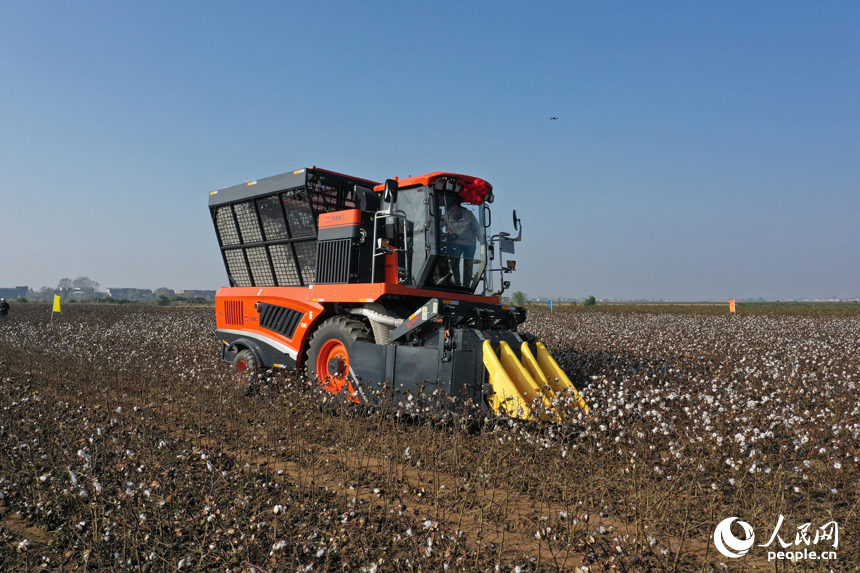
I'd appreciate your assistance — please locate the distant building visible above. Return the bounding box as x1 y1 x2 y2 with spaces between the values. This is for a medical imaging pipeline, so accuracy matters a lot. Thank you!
66 286 98 297
106 288 153 299
0 286 28 299
178 290 216 299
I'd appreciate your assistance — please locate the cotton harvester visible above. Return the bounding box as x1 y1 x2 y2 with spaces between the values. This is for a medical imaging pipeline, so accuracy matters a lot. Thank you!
209 167 587 419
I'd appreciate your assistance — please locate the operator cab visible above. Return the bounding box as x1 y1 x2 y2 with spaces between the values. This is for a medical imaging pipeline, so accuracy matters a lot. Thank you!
375 173 492 294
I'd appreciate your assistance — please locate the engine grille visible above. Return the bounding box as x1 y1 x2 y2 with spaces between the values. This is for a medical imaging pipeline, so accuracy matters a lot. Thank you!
258 303 303 339
315 239 353 284
224 300 244 326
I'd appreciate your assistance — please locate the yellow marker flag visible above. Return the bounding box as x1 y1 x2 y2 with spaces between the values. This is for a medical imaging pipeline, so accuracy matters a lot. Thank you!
53 295 62 313
729 299 736 313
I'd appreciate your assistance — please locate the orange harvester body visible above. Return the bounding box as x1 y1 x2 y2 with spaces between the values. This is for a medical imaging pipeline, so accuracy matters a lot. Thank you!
209 166 587 419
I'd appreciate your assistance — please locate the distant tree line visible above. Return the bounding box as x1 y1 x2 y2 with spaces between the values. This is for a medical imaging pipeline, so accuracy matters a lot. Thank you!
503 291 597 307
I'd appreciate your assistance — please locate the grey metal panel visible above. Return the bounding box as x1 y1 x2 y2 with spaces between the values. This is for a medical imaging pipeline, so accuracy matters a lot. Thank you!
393 346 441 393
350 342 389 386
450 350 480 402
209 169 309 207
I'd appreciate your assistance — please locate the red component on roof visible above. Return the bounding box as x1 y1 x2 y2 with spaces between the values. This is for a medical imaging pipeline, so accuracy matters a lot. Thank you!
460 177 491 204
373 172 493 204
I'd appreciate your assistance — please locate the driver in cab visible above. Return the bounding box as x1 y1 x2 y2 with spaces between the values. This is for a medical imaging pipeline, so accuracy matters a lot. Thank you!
444 199 480 285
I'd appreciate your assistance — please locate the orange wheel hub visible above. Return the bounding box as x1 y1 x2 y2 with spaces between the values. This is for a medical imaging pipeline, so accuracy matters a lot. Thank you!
316 339 357 400
234 359 249 384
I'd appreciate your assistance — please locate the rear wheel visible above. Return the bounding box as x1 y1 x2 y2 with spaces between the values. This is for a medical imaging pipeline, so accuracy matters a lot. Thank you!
306 316 371 402
231 349 259 385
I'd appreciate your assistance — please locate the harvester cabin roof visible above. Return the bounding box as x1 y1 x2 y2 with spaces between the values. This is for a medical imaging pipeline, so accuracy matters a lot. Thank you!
374 172 493 205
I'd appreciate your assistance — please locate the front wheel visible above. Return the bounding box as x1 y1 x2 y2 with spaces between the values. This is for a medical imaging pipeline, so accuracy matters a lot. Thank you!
305 316 371 402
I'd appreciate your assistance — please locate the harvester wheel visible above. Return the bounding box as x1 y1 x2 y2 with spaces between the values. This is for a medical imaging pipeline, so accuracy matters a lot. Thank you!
306 316 371 402
231 349 259 386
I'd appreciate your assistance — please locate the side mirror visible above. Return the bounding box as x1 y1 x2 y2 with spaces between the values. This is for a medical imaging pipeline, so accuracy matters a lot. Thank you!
512 209 518 231
383 179 399 205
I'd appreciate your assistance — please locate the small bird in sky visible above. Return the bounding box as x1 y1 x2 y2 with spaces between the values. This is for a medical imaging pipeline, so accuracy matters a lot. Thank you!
550 117 558 120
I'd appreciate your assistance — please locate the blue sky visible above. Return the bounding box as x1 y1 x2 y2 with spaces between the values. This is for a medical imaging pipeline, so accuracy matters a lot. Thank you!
2 1 858 300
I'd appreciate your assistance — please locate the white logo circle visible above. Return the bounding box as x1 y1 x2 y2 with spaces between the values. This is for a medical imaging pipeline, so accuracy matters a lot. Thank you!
713 517 755 558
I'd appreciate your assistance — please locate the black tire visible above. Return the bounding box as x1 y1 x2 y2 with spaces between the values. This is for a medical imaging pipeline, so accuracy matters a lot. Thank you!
231 349 259 385
305 315 371 399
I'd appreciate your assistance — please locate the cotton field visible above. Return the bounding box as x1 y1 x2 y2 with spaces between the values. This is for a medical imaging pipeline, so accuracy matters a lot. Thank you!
529 310 860 476
0 304 857 571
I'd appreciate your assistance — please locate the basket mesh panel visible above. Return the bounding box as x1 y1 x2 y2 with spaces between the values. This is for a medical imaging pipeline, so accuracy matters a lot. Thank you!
213 171 376 288
246 246 274 286
257 195 289 241
294 240 317 285
282 192 315 237
233 201 263 244
307 177 340 214
224 249 252 287
269 244 302 286
343 185 357 209
215 206 240 246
